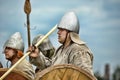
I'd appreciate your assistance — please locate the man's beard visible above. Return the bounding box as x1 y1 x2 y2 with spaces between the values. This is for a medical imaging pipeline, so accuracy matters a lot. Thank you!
6 54 17 61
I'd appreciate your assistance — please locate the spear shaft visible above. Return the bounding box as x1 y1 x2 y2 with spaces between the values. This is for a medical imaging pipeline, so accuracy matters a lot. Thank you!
24 0 31 47
26 14 31 47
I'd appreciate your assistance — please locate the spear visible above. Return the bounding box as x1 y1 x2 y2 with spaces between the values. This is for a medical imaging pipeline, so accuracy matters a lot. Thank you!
24 0 31 47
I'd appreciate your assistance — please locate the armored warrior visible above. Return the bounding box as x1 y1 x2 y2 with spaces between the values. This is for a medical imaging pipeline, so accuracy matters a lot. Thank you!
3 32 35 80
29 34 55 72
29 11 95 76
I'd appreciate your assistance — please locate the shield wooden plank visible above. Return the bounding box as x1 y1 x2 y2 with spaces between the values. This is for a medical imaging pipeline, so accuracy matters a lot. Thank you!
35 64 96 80
0 68 31 80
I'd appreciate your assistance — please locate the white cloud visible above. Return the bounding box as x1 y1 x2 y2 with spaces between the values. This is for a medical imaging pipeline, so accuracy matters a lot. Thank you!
108 0 120 3
76 5 107 19
89 18 120 29
0 31 9 38
31 6 65 20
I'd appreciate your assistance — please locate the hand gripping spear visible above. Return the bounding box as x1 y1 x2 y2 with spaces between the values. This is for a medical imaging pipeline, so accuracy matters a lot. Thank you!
24 0 31 47
0 24 57 80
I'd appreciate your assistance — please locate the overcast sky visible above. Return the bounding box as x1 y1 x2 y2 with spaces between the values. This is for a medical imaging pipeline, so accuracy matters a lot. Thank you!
0 0 120 76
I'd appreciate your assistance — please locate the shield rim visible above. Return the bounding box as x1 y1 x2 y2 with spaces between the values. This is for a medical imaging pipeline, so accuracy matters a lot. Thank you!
0 68 31 80
35 64 96 80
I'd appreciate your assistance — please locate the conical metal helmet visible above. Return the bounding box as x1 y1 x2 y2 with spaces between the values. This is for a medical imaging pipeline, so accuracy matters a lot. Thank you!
3 32 24 52
57 11 80 34
32 34 54 51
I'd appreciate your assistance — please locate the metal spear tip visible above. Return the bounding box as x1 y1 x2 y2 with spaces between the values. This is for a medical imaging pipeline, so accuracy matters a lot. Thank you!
24 0 31 14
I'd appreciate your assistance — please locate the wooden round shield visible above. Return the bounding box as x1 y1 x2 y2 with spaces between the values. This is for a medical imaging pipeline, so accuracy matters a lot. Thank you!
0 68 31 80
35 64 96 80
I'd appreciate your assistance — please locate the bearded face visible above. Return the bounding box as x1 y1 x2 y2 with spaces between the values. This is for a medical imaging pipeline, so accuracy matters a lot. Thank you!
4 47 17 61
